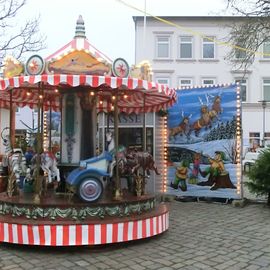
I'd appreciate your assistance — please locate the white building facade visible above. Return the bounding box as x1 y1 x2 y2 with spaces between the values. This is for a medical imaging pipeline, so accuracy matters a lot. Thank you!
133 16 270 151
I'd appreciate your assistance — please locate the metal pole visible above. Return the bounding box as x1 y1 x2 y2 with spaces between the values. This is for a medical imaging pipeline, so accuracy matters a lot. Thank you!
49 101 52 152
259 100 267 148
263 102 266 147
59 94 63 164
113 93 121 200
143 0 147 55
41 89 44 152
143 93 146 152
9 89 14 148
34 83 42 204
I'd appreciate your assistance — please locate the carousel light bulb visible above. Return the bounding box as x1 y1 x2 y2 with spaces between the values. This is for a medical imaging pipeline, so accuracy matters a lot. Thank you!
26 91 31 96
124 94 128 99
99 100 103 105
112 95 116 100
54 89 59 93
111 105 114 110
90 91 95 96
39 95 43 99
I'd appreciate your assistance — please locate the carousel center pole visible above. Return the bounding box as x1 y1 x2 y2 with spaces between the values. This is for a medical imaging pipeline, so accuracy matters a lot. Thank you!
113 93 122 200
142 93 146 195
143 93 146 152
33 82 43 204
9 89 14 148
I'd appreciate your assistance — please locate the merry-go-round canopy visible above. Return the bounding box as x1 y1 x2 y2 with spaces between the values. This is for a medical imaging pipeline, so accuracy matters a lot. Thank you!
0 74 176 114
0 16 176 114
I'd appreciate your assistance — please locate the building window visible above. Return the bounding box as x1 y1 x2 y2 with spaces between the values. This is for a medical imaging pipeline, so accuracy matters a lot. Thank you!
156 36 170 58
202 36 215 59
179 36 193 59
156 77 170 86
178 78 193 89
202 78 215 86
15 107 20 113
235 43 246 59
235 79 247 102
263 79 270 100
263 40 270 58
249 132 260 150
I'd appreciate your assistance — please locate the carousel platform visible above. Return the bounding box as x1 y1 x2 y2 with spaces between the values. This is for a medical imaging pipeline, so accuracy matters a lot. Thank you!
0 190 169 246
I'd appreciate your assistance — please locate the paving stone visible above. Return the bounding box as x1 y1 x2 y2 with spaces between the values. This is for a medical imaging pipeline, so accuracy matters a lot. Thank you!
245 265 262 270
140 261 155 266
2 265 21 270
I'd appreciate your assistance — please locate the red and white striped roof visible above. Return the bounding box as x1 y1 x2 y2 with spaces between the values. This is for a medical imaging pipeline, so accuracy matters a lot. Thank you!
0 74 176 114
45 38 112 65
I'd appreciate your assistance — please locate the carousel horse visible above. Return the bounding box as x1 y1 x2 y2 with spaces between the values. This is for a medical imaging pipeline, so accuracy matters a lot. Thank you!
31 152 60 183
105 130 115 153
1 128 27 184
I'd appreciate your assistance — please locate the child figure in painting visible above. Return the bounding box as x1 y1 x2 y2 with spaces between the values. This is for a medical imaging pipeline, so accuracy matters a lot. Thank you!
189 152 201 184
197 150 236 190
170 160 189 191
206 151 226 178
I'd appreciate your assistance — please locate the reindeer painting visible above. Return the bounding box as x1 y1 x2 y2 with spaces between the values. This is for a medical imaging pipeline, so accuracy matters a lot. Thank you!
169 111 192 139
167 84 239 198
208 94 222 121
190 96 212 136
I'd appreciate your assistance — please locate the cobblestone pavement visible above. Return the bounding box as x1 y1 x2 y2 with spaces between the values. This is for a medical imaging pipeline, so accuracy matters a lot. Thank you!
0 201 270 270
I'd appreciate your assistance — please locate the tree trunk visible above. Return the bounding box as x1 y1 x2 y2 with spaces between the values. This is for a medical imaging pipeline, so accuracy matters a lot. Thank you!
267 192 270 206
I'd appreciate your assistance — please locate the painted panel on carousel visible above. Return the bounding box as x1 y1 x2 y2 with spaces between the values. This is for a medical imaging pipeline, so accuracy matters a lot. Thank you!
167 84 240 199
25 55 45 75
112 58 129 78
3 56 24 78
47 50 111 75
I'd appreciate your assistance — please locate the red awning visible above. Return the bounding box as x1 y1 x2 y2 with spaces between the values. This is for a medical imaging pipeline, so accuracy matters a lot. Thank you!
0 74 176 113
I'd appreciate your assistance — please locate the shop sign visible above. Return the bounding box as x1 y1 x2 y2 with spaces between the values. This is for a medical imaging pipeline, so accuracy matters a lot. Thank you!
108 113 142 125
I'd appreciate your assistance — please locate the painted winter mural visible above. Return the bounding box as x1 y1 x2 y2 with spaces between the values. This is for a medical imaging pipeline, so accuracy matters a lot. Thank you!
167 84 240 199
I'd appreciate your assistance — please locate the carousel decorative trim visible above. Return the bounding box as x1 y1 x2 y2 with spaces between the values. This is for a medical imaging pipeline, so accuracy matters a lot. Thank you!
0 198 156 220
25 55 45 76
0 212 169 246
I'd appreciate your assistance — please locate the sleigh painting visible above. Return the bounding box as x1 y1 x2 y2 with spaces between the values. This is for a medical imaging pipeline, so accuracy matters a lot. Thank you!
167 84 241 200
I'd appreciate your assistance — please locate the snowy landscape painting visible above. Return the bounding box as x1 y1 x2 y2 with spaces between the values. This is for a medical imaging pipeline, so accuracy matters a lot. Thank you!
167 84 240 199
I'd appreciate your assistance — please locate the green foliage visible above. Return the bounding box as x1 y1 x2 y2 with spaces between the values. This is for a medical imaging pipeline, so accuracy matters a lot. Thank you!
157 109 168 117
246 147 270 204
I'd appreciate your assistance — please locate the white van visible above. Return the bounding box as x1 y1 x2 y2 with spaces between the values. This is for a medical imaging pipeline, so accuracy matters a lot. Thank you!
242 151 260 171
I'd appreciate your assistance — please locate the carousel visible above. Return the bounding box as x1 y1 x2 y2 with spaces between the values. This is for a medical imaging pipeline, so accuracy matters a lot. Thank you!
0 16 176 246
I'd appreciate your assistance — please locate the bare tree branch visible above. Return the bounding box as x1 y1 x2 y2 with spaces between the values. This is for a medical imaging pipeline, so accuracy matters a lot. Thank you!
0 0 46 67
225 0 270 72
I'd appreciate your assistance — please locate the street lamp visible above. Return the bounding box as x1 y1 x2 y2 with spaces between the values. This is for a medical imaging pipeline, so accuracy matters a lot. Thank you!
258 100 269 147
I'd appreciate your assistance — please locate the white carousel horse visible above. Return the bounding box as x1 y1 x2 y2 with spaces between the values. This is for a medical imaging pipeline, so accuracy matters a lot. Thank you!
105 131 115 153
1 128 27 183
105 131 127 176
105 131 116 176
31 152 60 183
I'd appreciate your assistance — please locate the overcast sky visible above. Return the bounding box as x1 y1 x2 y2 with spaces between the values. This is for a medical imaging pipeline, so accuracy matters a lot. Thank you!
20 0 227 64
